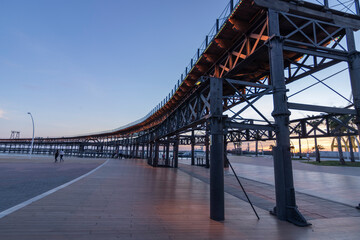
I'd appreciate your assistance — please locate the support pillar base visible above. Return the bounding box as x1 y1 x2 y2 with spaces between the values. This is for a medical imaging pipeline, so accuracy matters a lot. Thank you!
210 215 225 221
270 206 311 227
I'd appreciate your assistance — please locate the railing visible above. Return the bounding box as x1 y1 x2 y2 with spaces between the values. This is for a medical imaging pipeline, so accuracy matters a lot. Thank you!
149 0 240 116
81 0 360 138
149 0 360 117
306 0 360 15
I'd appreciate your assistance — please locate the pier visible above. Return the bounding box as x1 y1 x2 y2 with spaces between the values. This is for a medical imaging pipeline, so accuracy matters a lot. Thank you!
1 0 360 228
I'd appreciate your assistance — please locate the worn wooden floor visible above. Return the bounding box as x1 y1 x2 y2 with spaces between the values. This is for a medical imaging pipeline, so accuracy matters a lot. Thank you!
0 159 359 239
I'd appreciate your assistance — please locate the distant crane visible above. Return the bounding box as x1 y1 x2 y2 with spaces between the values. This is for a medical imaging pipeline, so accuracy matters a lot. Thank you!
10 131 20 139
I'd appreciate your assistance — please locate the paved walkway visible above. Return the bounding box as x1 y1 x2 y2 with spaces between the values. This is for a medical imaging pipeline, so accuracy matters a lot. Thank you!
226 155 360 206
0 158 359 239
0 155 105 213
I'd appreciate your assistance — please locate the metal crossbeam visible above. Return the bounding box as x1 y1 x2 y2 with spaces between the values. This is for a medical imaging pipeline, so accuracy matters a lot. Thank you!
226 121 275 131
288 102 356 114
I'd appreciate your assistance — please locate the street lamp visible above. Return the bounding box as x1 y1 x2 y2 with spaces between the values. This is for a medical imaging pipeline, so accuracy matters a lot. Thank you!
259 142 264 155
27 112 35 157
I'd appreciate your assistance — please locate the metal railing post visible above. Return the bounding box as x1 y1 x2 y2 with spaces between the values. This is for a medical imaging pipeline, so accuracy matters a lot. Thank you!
324 0 329 7
355 0 360 15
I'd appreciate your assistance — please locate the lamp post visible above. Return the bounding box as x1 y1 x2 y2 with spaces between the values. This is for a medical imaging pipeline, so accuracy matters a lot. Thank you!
27 112 35 157
259 142 264 155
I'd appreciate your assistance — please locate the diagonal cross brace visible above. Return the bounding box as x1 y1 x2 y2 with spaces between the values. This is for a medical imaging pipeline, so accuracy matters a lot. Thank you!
225 79 272 124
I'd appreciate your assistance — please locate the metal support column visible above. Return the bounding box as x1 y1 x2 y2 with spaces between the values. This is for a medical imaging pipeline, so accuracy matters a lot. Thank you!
131 144 134 158
205 129 210 168
224 137 229 168
165 141 170 166
348 133 355 162
191 130 195 165
346 28 360 135
255 139 259 156
149 142 153 164
314 130 320 162
79 144 84 158
154 141 159 167
132 143 134 158
147 142 150 159
116 145 119 158
298 136 302 159
174 137 179 168
209 77 225 221
268 9 308 226
142 144 145 159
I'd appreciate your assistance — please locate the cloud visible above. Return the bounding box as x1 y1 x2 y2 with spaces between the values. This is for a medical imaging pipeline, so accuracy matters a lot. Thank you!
0 109 6 119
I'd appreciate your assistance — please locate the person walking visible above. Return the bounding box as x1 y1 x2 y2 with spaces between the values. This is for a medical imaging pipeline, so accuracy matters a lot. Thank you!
60 150 65 162
54 150 59 163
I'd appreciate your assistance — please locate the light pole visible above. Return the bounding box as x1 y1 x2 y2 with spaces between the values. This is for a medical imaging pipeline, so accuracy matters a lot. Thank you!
27 112 35 157
259 142 264 155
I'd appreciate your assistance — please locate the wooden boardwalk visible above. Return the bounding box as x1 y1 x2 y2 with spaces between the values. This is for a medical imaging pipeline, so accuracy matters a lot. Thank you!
0 158 359 239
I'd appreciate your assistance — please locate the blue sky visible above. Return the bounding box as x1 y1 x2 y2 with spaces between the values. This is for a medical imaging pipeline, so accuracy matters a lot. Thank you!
0 0 359 139
0 0 229 138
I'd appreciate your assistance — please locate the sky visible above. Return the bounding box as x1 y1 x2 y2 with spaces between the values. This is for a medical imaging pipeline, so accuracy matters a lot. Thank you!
0 0 359 140
0 0 230 138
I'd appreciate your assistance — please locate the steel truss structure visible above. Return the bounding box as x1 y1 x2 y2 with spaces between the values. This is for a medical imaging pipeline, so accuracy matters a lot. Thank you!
1 0 360 226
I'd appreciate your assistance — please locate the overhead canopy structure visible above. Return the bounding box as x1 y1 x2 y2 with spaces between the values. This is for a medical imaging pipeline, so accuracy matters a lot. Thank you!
1 0 360 226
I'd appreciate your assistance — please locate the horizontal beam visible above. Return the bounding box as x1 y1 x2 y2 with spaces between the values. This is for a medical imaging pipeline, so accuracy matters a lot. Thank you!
226 121 275 131
254 0 360 29
288 102 356 114
283 45 348 61
223 78 272 89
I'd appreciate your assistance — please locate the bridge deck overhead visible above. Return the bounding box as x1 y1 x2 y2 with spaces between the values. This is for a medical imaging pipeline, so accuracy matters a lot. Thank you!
1 0 358 141
43 0 360 139
1 0 360 227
